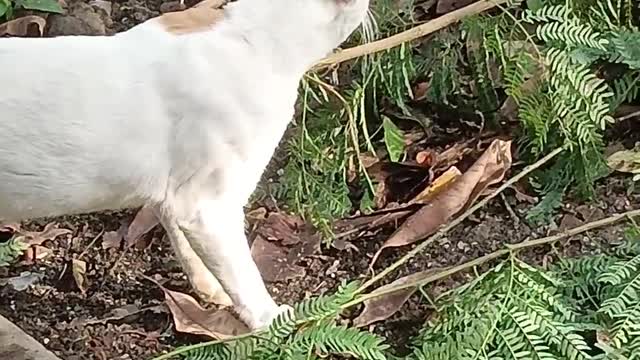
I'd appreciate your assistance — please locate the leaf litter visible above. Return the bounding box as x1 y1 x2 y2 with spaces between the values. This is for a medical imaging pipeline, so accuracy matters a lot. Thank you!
353 268 441 327
162 287 249 339
371 139 512 265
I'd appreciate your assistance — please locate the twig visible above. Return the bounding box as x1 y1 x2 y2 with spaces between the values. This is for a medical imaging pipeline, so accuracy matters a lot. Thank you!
314 0 509 69
344 208 640 308
500 192 520 224
355 146 566 294
77 227 105 260
616 109 640 122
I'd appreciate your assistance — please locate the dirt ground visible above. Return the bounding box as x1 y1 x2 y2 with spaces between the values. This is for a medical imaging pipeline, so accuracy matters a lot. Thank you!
1 0 639 359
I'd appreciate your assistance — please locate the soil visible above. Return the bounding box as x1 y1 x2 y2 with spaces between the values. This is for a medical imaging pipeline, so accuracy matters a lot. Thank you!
1 1 640 360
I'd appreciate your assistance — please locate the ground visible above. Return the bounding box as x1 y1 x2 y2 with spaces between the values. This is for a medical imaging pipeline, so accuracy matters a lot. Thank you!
0 0 639 359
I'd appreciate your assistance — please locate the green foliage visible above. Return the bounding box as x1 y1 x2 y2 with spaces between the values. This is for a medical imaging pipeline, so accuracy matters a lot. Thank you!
275 1 425 236
157 223 640 360
0 236 29 267
0 0 63 20
171 281 392 360
382 116 405 162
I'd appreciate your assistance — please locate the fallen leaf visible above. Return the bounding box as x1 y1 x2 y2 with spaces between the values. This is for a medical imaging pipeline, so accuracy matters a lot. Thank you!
354 269 440 327
258 212 304 246
367 162 432 205
21 222 71 246
575 205 605 222
410 166 462 204
432 139 476 172
246 207 268 222
558 214 583 232
415 150 436 167
512 185 538 204
607 148 640 181
163 287 248 339
436 0 474 14
102 222 128 250
372 139 512 264
72 258 88 294
0 15 46 37
251 235 305 282
125 206 159 247
22 245 53 265
0 271 44 291
75 304 167 327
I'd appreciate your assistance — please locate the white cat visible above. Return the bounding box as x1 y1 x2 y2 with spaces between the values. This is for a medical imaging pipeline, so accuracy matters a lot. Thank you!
0 0 370 329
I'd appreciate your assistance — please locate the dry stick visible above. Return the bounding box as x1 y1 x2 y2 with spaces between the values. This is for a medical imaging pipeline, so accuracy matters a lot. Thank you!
355 146 566 294
344 208 640 308
314 0 509 69
616 109 640 122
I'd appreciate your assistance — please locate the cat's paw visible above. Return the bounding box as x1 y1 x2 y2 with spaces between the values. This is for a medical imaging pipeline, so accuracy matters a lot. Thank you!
238 303 294 330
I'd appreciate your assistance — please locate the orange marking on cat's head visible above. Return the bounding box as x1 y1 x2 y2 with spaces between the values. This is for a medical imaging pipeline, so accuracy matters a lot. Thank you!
157 0 227 35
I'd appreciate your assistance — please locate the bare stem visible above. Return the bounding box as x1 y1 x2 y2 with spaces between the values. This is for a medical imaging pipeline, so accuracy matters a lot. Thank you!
344 208 640 308
314 0 509 69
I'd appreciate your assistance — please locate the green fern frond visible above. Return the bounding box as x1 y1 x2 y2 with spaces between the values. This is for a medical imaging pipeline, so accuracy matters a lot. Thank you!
598 255 640 286
0 236 29 267
294 281 358 322
523 5 574 24
536 19 608 50
292 321 389 360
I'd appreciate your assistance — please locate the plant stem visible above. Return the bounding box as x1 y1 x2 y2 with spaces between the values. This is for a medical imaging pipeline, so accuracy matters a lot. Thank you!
355 146 565 294
343 208 640 308
314 0 509 69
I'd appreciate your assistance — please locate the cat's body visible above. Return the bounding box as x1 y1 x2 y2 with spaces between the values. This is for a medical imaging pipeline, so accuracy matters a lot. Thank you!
0 0 369 329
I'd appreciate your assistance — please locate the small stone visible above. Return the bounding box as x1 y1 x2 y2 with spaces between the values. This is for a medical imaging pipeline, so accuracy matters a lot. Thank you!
159 1 186 13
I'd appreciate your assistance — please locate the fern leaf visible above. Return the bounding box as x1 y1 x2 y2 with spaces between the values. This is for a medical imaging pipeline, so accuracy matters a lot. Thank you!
523 5 573 23
536 20 608 50
292 321 389 360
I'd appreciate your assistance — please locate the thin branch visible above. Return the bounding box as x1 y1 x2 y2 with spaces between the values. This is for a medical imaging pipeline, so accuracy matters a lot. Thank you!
314 0 509 69
616 109 640 122
355 146 566 294
345 208 640 307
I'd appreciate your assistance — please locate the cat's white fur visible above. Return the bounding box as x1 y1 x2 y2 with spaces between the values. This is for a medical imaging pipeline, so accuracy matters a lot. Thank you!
0 0 369 329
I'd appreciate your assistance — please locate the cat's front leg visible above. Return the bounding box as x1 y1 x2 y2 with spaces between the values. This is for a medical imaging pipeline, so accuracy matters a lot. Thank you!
157 211 233 306
168 197 287 329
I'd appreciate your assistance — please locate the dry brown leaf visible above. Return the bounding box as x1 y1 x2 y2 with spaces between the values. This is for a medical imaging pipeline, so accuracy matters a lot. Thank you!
415 150 436 167
0 15 46 37
251 235 305 282
558 214 583 232
353 269 440 327
258 212 304 246
72 258 88 294
432 139 476 171
22 245 53 265
125 206 159 247
21 223 71 246
102 222 128 250
163 287 248 339
410 166 462 204
607 148 640 181
372 139 512 264
436 0 474 14
512 185 538 204
0 223 20 234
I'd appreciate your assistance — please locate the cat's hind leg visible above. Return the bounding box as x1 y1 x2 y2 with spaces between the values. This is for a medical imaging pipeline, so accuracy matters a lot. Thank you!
158 214 233 306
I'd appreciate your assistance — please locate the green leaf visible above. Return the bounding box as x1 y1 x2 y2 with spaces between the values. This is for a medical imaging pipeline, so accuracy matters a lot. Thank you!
0 0 10 18
14 0 63 13
382 116 404 162
526 0 544 11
